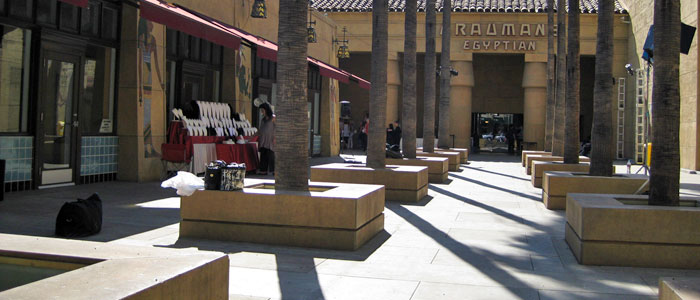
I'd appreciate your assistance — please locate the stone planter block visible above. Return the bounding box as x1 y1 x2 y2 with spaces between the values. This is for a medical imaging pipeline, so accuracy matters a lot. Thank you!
522 151 551 167
659 277 700 300
542 171 648 210
181 179 386 250
310 163 428 202
0 233 229 299
565 193 700 268
526 155 590 175
531 161 590 188
418 147 468 164
387 156 449 183
416 151 461 171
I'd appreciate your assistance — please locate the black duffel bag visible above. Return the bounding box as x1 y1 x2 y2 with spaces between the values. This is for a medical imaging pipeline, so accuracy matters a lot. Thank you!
55 193 103 238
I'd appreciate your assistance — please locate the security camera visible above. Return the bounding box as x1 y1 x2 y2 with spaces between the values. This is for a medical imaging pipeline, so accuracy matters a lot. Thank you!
450 68 459 76
625 64 636 76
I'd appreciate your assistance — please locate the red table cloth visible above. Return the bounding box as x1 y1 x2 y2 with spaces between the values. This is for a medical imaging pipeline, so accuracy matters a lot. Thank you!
215 143 259 172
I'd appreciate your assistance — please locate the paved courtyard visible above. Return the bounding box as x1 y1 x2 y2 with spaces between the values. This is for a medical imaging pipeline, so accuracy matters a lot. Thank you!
2 154 700 299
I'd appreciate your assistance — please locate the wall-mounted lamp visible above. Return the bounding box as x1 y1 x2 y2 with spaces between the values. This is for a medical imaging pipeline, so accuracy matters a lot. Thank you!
436 66 459 77
333 27 350 59
625 63 636 76
251 0 267 18
307 3 317 43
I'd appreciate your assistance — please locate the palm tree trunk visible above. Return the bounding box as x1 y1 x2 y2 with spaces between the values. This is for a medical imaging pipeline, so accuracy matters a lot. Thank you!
402 0 418 159
589 0 614 176
545 0 555 151
367 0 388 168
422 0 437 153
649 0 681 206
437 0 452 149
552 0 566 156
563 0 580 164
275 0 309 191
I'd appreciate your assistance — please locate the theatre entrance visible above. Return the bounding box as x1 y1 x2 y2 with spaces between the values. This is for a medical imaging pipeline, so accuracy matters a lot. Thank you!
472 113 523 153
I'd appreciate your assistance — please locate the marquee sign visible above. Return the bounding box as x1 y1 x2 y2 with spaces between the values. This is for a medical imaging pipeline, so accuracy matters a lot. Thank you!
448 23 557 52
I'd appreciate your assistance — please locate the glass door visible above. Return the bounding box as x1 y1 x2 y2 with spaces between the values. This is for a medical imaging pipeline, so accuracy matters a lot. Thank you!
38 52 80 185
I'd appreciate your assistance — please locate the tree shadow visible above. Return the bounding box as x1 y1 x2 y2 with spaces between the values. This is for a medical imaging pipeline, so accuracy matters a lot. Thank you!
165 230 391 300
0 182 181 243
463 165 530 182
386 204 537 299
447 173 541 202
390 189 657 297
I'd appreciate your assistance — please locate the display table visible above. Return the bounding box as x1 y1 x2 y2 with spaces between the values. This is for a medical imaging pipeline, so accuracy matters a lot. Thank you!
215 143 259 171
191 143 218 174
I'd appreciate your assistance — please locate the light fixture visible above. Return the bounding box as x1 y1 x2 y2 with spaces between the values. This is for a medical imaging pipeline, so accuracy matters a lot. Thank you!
333 27 350 59
307 3 317 43
625 63 636 76
251 0 267 18
437 66 459 77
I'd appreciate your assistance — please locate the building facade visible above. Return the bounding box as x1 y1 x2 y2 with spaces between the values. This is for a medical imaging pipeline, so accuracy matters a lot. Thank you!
1 0 698 191
317 0 699 169
0 0 354 190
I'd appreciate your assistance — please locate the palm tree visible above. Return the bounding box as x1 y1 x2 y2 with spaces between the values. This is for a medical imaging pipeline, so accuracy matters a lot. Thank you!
275 0 309 191
545 0 555 151
402 0 418 159
437 0 452 149
422 0 437 153
649 0 681 206
367 0 388 168
552 0 566 156
588 0 614 176
563 0 580 164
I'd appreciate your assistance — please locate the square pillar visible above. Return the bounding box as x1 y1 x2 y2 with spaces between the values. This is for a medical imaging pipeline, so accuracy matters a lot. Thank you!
522 61 548 151
321 77 341 156
117 6 167 182
449 59 474 148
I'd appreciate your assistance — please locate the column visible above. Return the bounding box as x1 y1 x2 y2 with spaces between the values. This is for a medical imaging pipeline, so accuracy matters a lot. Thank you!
522 60 548 151
117 5 167 181
449 58 474 148
320 77 341 156
387 56 401 127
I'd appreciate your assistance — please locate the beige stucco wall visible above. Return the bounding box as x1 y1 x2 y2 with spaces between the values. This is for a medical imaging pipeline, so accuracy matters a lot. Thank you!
622 0 699 170
329 11 629 151
119 0 342 181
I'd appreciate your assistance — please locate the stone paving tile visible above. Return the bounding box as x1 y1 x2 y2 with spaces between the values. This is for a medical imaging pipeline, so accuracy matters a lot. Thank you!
411 282 540 300
3 154 700 299
537 290 656 299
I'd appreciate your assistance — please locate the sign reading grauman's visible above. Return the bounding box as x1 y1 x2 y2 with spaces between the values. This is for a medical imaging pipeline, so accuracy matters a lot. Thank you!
445 23 557 52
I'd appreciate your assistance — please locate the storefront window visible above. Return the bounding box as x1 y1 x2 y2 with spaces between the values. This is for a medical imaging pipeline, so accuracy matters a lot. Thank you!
0 25 31 133
80 45 116 134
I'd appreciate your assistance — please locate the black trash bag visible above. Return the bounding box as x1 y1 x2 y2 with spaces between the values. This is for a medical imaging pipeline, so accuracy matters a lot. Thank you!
55 193 103 238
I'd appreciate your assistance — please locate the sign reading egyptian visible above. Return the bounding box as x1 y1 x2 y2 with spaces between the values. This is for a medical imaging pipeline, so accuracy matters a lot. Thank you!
450 23 557 52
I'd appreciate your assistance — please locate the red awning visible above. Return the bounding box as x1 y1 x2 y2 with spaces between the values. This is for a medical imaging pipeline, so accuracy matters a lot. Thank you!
349 74 371 90
307 57 350 84
139 0 241 50
59 0 88 7
155 2 369 90
209 21 278 61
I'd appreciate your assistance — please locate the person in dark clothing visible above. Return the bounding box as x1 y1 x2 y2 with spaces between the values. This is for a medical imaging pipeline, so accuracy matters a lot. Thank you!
507 125 516 154
392 120 402 147
257 103 275 175
386 124 394 144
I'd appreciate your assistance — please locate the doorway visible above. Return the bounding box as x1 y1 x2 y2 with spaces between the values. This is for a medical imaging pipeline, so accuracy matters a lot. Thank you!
38 51 80 185
472 113 523 153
